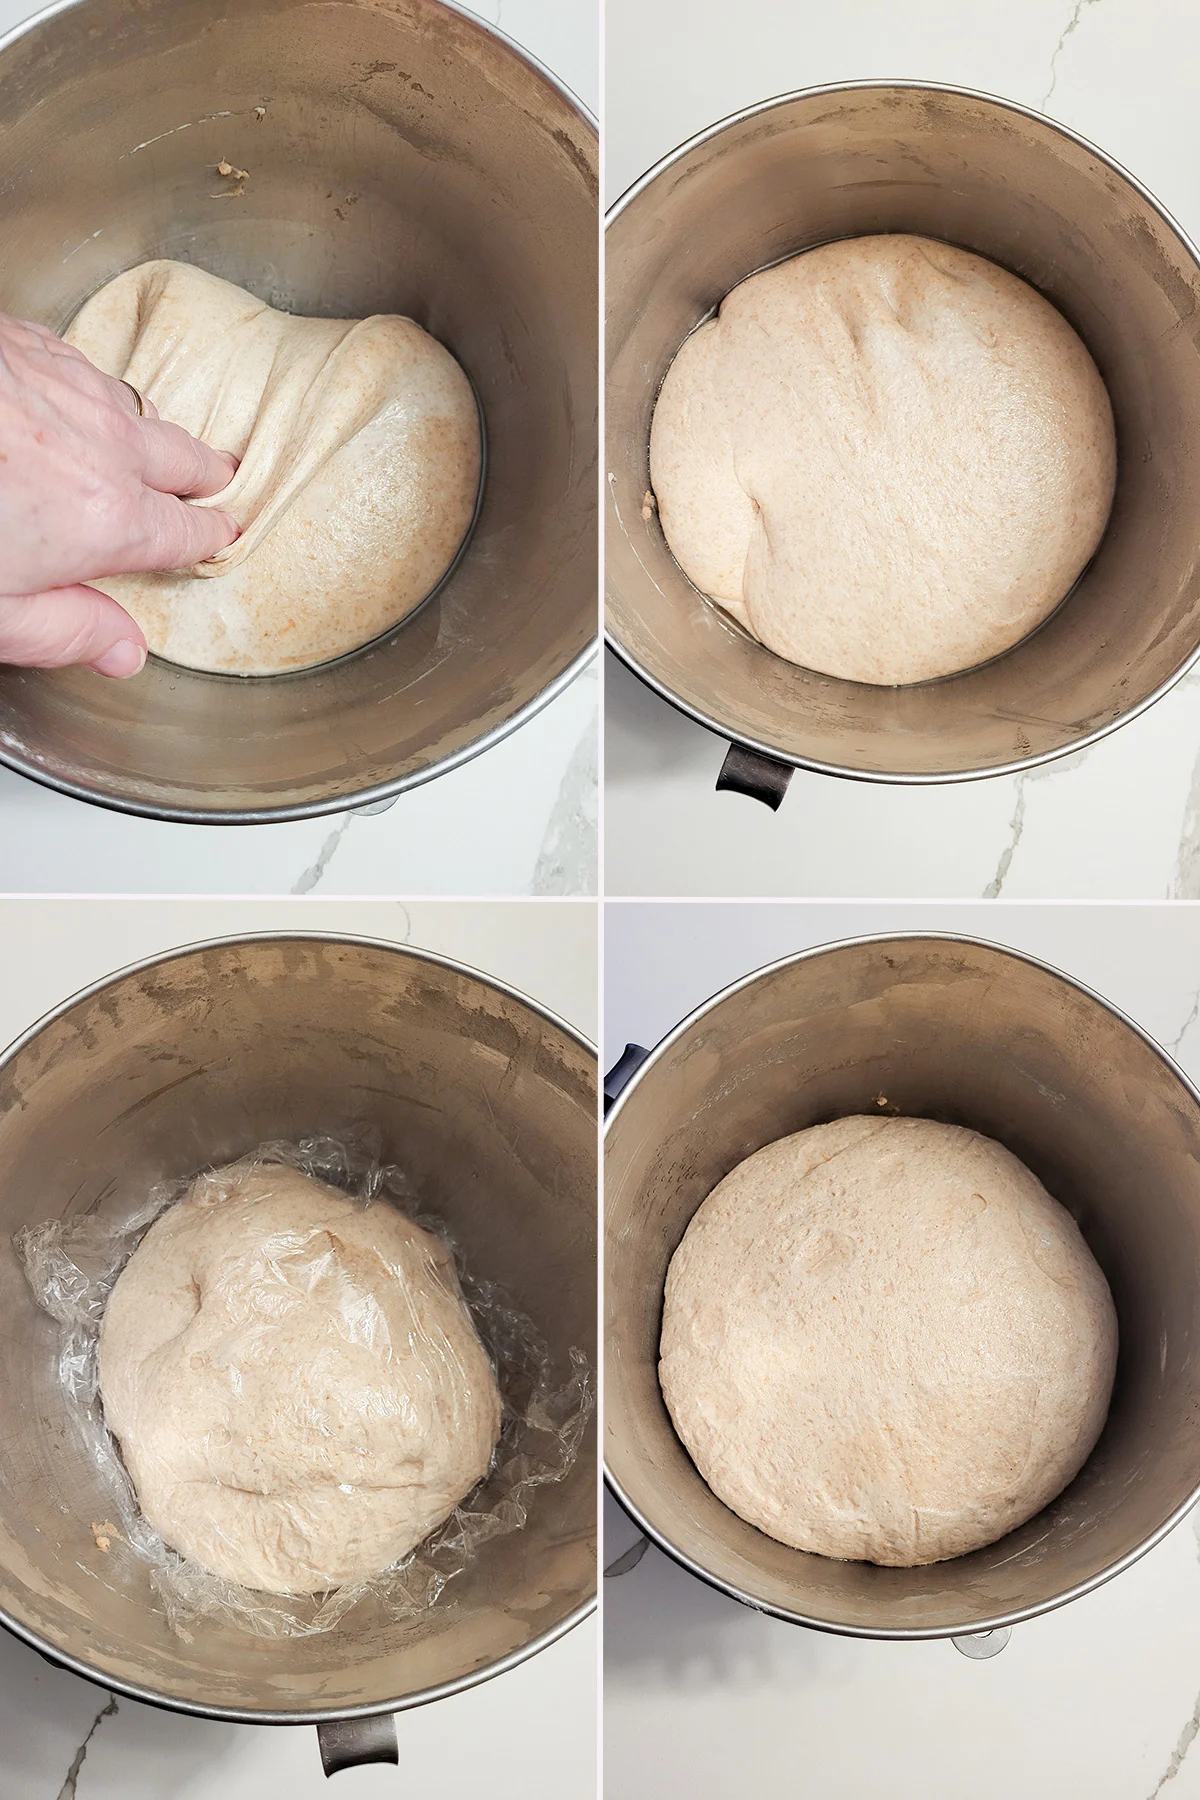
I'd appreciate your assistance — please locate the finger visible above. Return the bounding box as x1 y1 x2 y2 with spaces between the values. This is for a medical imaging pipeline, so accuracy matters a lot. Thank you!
124 488 240 572
134 412 238 498
13 319 101 369
19 335 155 429
0 586 148 677
5 315 76 348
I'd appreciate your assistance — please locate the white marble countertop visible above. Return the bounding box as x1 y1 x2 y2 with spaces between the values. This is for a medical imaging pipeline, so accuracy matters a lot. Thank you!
604 0 1200 899
0 0 598 898
604 899 1200 1799
0 897 598 1799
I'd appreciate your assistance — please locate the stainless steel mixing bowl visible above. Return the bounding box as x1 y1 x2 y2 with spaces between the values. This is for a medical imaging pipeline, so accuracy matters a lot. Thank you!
0 934 597 1771
605 933 1200 1638
0 0 597 822
606 83 1200 801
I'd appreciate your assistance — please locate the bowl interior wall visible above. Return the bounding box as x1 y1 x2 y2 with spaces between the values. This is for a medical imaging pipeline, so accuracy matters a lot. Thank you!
606 86 1200 777
0 937 597 1712
604 937 1200 1633
0 0 597 816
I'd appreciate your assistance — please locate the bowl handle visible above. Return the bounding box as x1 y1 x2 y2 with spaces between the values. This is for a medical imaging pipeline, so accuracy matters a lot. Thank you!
317 1716 399 1776
605 1043 650 1114
951 1628 1011 1660
716 743 793 809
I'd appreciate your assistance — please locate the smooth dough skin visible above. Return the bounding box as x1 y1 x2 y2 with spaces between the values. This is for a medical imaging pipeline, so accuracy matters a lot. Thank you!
65 260 481 675
649 235 1117 685
98 1161 501 1594
659 1116 1118 1567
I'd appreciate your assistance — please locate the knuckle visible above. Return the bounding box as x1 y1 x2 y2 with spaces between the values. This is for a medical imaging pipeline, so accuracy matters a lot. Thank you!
103 396 142 445
141 499 207 571
151 419 198 486
49 617 104 666
0 593 106 668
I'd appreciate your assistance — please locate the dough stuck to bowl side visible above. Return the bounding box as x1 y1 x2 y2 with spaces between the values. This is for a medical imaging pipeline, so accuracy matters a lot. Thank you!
649 234 1117 686
97 1160 502 1595
66 260 482 676
658 1115 1118 1568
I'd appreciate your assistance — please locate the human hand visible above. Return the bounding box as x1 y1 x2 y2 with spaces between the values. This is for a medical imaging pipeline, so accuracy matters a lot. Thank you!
0 313 240 677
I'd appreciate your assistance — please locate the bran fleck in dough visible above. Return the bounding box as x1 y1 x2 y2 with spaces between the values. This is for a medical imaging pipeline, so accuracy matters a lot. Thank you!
98 1159 501 1594
66 260 480 675
649 234 1117 685
659 1116 1117 1567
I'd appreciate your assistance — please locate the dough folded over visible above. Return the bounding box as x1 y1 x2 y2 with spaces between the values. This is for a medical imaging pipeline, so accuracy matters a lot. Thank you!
659 1116 1117 1567
66 260 480 675
98 1160 501 1594
649 234 1116 685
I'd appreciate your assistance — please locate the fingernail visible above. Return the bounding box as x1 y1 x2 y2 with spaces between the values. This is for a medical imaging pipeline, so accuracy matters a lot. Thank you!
93 640 148 679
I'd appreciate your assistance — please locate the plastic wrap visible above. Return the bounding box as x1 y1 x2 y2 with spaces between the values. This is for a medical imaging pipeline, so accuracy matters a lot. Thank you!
16 1134 592 1640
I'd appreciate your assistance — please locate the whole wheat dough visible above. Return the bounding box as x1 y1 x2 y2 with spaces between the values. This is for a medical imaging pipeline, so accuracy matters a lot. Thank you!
649 235 1117 685
65 260 480 675
98 1159 501 1594
659 1116 1117 1567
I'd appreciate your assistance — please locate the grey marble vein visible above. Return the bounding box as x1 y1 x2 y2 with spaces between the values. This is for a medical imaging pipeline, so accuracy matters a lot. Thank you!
56 1694 117 1800
982 750 1089 898
290 813 354 894
1168 986 1200 1059
531 706 598 896
1041 0 1103 108
1173 729 1200 899
1145 1510 1200 1796
983 779 1028 899
1147 1688 1200 1798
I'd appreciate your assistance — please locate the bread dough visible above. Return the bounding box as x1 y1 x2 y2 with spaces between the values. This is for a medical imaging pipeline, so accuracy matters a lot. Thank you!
659 1116 1117 1566
649 235 1116 685
66 260 480 675
98 1160 501 1594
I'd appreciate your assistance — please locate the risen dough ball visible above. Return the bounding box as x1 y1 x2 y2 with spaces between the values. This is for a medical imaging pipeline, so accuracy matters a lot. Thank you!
98 1160 501 1594
659 1116 1117 1567
66 260 480 675
649 234 1116 685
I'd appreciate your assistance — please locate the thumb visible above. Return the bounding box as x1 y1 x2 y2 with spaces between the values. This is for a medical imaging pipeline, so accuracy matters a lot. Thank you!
0 586 149 677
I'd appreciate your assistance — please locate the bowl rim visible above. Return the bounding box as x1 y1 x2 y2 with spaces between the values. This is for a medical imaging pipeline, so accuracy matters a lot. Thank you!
0 0 599 826
603 927 1200 1638
603 77 1200 785
0 929 598 1722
